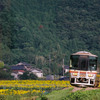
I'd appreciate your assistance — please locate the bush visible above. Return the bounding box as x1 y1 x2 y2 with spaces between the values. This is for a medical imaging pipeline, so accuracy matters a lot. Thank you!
0 61 4 68
0 70 13 79
0 95 5 100
41 96 48 100
19 71 38 80
62 89 100 100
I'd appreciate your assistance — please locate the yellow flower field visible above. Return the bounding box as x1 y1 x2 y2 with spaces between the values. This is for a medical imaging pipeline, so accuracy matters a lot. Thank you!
0 80 71 96
0 89 45 95
0 80 70 89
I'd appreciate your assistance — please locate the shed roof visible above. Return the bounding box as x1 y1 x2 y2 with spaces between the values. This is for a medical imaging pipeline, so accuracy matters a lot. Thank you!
10 65 25 70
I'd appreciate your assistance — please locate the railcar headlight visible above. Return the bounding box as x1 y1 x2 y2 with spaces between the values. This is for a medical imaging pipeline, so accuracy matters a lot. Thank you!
88 74 93 77
73 73 78 76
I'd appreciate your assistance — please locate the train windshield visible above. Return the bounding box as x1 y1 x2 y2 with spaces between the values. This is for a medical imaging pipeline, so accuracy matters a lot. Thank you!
88 56 97 71
78 56 88 70
70 55 97 71
70 55 79 70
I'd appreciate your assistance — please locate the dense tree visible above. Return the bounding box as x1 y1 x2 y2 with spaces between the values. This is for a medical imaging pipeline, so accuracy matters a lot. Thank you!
0 0 100 75
0 70 13 80
19 71 38 80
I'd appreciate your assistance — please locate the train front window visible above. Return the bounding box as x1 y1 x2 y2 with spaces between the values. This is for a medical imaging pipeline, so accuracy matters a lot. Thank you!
70 55 89 70
88 56 97 71
78 56 88 70
70 55 79 69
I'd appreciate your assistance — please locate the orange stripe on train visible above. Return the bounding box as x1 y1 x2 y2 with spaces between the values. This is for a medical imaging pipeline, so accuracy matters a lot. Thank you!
69 70 97 74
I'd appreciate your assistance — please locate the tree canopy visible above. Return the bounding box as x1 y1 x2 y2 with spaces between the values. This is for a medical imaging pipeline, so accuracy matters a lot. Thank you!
0 0 100 74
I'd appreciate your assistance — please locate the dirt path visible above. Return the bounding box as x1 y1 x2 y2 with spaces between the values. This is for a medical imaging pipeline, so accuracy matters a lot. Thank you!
72 87 83 92
85 87 99 91
63 86 100 92
72 86 100 92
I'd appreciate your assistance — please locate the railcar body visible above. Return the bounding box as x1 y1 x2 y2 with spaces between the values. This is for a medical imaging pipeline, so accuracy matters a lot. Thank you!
69 51 98 87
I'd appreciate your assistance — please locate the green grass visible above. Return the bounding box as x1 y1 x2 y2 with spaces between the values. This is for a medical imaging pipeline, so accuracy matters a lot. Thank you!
0 95 21 100
62 89 100 100
1 88 100 100
36 88 100 100
36 88 73 100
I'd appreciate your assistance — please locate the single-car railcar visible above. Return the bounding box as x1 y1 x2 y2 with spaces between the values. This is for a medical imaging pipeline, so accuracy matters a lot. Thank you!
69 51 99 87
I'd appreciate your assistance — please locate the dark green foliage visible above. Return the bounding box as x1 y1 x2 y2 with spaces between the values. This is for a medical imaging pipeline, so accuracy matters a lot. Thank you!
19 71 38 80
0 95 5 100
29 73 38 80
0 0 100 75
41 96 48 100
0 70 13 80
0 61 4 68
62 89 100 100
19 71 29 80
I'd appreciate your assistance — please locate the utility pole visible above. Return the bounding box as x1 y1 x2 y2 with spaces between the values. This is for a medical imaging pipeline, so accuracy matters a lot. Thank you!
0 25 2 59
62 58 65 77
49 55 51 74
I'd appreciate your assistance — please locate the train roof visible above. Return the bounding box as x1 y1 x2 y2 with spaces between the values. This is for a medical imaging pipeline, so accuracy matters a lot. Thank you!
71 51 97 57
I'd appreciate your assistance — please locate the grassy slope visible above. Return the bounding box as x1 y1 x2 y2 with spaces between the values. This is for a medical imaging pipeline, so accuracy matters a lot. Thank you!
36 88 73 100
36 88 100 100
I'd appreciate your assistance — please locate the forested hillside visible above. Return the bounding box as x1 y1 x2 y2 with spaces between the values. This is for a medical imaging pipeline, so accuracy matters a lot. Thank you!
0 0 100 74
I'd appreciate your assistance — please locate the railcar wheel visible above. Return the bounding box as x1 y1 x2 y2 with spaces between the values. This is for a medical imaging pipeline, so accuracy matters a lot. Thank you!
94 80 99 87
